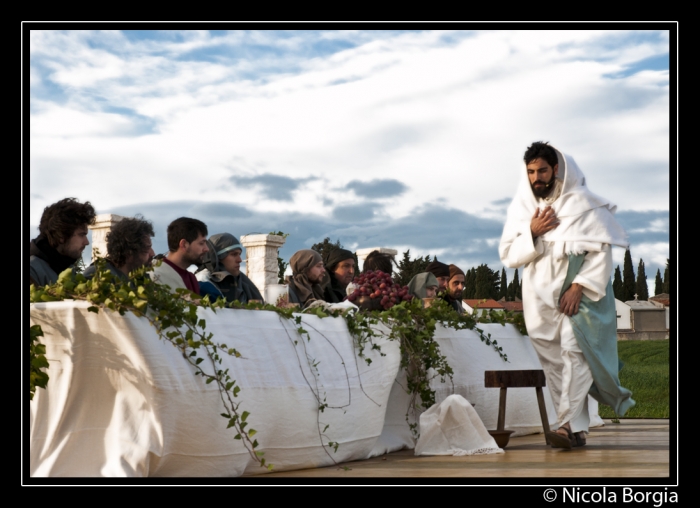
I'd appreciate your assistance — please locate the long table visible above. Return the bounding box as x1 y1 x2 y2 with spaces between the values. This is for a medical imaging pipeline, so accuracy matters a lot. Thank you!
29 301 557 477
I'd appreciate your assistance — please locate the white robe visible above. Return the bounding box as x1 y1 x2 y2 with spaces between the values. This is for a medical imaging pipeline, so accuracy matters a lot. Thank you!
149 259 189 293
498 145 628 433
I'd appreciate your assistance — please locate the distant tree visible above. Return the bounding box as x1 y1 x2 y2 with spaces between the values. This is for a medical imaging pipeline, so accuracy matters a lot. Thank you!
622 249 636 301
464 268 476 299
635 258 649 300
499 268 508 301
473 264 499 300
311 237 342 261
395 249 433 287
508 269 520 301
663 258 670 294
612 265 624 300
277 256 288 284
654 269 663 297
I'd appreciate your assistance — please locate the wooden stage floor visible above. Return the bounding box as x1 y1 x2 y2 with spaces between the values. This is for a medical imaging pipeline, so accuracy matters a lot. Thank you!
261 419 671 479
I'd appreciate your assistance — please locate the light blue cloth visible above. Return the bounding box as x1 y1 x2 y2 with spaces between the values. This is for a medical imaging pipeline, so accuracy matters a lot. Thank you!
560 253 636 417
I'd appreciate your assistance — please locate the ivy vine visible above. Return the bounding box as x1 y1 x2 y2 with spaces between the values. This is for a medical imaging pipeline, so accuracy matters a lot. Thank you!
29 261 517 470
29 259 271 470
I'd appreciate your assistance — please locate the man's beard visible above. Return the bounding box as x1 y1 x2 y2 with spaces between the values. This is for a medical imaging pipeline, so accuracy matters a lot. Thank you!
184 249 204 266
531 177 556 198
448 289 463 300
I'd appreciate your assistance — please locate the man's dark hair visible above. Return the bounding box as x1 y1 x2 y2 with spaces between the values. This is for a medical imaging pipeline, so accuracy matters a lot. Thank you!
524 141 558 168
167 217 208 252
38 198 97 248
106 215 155 266
362 250 394 275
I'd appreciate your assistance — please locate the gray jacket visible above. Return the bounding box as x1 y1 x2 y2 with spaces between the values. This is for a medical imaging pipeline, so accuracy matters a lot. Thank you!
30 256 59 287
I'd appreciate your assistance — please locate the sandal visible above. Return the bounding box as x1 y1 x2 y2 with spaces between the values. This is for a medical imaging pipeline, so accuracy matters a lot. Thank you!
572 431 586 447
547 427 574 450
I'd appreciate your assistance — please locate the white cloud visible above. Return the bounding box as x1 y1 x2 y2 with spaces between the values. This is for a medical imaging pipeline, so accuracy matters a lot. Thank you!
28 29 671 270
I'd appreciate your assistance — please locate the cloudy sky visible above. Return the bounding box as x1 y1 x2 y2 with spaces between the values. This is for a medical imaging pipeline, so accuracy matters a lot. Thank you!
26 28 673 289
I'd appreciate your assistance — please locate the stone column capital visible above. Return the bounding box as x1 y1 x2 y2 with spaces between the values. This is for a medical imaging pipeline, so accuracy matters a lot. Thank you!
356 247 398 260
240 234 287 249
87 214 126 261
240 234 287 298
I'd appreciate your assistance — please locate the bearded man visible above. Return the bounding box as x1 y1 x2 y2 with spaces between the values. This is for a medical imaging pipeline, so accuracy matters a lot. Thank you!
322 248 356 302
83 215 155 281
30 198 96 286
443 264 466 314
150 217 209 295
287 249 326 309
425 260 450 293
499 141 634 449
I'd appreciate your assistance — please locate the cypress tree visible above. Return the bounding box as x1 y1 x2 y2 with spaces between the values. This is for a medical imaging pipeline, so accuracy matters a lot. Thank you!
663 258 670 294
622 249 636 301
474 265 490 299
612 265 623 300
635 258 648 300
509 269 520 301
654 269 663 297
499 268 508 300
464 268 475 299
395 250 433 287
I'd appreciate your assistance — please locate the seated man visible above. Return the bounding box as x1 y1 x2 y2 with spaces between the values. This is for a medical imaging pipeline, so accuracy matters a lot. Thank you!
322 248 356 303
425 260 450 293
30 198 96 286
443 264 466 314
150 217 209 295
195 233 263 305
287 249 326 308
362 250 394 277
83 215 155 281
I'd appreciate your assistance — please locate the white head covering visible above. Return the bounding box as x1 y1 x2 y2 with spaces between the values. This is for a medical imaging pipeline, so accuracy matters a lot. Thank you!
502 144 629 258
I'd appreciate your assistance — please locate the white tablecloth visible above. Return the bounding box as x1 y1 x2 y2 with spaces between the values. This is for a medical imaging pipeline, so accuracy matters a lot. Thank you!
371 322 558 455
29 302 558 476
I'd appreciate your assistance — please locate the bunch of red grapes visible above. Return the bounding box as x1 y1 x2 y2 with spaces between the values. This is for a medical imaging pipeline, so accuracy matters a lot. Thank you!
346 270 413 310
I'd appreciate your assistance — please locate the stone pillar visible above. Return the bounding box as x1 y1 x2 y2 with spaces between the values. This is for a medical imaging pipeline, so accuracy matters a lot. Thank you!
240 234 286 298
355 247 398 271
88 214 125 261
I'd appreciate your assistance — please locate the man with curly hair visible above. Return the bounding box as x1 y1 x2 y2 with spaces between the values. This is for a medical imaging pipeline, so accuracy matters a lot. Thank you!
30 197 97 286
83 215 155 281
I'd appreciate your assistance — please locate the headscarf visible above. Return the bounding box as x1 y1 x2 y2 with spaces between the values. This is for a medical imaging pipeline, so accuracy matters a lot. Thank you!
200 233 243 274
289 249 326 305
323 248 355 297
500 144 628 260
425 261 450 278
408 272 439 299
449 264 465 280
323 248 355 272
196 233 262 303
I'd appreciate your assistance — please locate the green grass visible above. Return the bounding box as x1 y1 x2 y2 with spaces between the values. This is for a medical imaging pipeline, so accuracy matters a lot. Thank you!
598 340 670 419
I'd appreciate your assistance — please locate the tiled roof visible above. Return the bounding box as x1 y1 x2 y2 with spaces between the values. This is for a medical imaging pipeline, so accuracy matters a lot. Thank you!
500 301 524 312
462 299 504 309
649 294 670 306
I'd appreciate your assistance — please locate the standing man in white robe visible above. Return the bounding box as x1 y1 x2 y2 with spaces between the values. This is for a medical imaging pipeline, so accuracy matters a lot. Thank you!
499 141 634 449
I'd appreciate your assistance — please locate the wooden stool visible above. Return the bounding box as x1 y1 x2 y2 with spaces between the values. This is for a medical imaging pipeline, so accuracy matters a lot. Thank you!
484 369 552 444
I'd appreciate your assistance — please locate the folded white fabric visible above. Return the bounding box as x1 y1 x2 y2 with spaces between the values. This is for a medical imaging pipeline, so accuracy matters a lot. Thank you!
415 394 504 456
